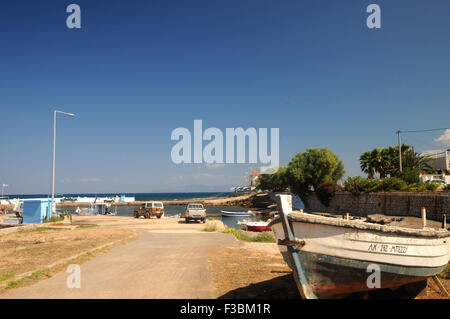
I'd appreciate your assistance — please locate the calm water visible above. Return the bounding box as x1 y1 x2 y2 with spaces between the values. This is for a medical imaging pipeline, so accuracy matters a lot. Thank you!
12 192 302 229
7 192 232 201
10 192 303 228
61 205 269 229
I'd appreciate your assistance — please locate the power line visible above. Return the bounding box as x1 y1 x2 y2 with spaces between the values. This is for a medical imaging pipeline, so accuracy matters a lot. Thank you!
398 127 450 134
395 126 450 172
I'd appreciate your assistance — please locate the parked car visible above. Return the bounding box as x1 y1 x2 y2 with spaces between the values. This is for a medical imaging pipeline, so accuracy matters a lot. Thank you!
134 201 164 219
185 203 206 223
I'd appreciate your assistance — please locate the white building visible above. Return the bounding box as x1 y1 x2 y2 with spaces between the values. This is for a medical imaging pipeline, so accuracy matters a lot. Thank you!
419 173 450 185
426 150 450 172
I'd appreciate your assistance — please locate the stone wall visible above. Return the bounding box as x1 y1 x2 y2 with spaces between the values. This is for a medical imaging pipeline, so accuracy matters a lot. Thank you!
304 191 450 221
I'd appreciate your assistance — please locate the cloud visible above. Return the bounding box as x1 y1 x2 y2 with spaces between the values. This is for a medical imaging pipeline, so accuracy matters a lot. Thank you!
435 129 450 147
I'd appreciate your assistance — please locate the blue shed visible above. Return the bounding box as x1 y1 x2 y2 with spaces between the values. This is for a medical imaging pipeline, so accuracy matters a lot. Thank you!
23 200 54 224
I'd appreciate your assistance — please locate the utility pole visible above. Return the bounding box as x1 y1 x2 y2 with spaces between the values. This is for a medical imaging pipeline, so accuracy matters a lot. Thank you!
51 110 76 217
397 130 402 172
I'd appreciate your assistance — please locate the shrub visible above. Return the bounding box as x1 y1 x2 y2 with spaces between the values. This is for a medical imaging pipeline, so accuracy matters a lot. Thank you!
316 183 342 206
344 176 382 193
395 167 420 184
44 215 64 223
406 182 427 192
257 167 289 192
45 212 72 224
222 228 276 243
344 176 366 193
344 176 446 193
379 178 408 191
425 181 440 191
362 179 383 192
60 212 72 224
202 224 217 232
252 232 276 243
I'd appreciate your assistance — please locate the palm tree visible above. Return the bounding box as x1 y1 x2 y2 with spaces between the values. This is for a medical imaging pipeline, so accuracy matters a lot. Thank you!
360 151 375 179
369 148 390 179
360 144 434 180
403 149 434 173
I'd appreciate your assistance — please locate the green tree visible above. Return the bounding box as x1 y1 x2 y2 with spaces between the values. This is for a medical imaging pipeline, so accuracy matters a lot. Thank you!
256 167 289 192
359 144 433 180
398 148 434 175
287 148 345 201
360 151 375 179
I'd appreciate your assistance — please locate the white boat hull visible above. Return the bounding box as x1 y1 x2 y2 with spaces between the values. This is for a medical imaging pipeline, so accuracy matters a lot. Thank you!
272 216 450 269
270 212 450 298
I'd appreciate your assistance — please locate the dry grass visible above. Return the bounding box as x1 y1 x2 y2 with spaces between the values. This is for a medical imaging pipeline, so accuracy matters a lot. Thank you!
208 243 299 298
0 225 137 294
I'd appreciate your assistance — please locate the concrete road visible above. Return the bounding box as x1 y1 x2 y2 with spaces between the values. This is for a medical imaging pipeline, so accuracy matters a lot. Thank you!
1 224 238 299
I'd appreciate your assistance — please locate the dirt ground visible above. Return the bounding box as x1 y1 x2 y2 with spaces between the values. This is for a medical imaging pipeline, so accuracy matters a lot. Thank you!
208 242 300 299
0 222 137 292
208 241 450 299
424 278 450 299
0 214 448 299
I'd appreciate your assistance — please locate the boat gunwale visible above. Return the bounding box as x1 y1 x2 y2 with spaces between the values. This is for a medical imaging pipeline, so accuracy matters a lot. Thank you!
269 212 450 239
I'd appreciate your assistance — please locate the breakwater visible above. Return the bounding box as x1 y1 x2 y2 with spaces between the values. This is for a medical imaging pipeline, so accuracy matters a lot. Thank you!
57 193 260 208
304 191 450 221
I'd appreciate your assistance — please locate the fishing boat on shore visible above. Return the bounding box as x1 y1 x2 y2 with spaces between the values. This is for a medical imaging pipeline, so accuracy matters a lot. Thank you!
221 210 254 217
269 194 450 299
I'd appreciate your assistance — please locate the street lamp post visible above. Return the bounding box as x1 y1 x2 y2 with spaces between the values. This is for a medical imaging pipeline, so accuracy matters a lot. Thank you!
51 110 75 216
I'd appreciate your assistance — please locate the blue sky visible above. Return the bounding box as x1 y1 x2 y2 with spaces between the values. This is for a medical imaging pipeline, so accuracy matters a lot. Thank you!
1 0 449 194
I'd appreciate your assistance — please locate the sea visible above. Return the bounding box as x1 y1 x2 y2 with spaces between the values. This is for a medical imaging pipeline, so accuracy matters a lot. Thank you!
6 192 281 229
7 192 232 201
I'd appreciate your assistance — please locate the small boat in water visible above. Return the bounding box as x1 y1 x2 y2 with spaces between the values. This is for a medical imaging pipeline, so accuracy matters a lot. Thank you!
237 220 249 230
75 203 117 216
246 221 272 232
75 204 99 215
237 220 272 232
103 205 117 216
269 194 450 299
221 210 254 217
